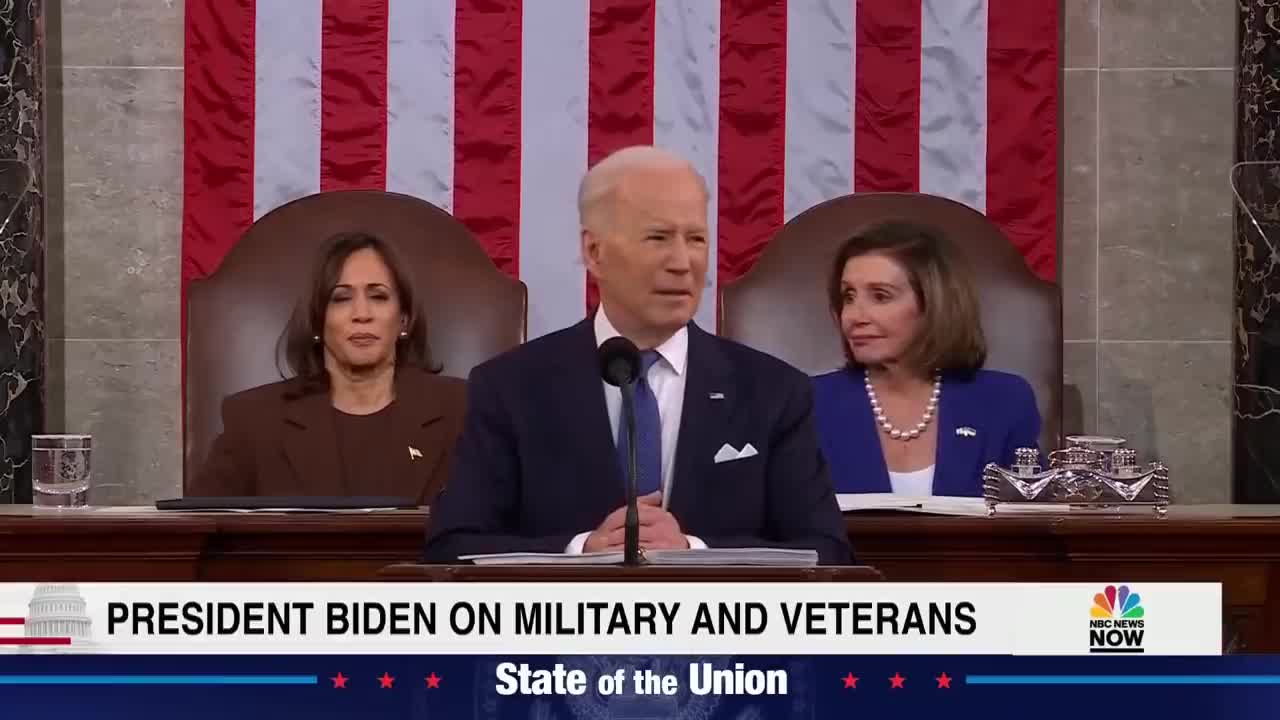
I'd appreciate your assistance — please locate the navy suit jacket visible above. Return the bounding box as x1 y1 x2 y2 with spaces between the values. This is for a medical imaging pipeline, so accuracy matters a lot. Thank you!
812 368 1041 496
423 318 851 565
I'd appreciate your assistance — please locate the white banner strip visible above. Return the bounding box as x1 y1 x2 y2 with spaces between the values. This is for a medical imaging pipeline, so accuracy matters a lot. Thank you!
654 0 721 332
0 582 1220 656
252 0 323 220
386 0 456 210
518 0 589 340
783 0 855 222
918 0 989 212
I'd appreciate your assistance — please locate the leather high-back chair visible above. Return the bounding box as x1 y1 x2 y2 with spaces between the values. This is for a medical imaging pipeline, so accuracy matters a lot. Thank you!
719 192 1062 450
184 190 527 484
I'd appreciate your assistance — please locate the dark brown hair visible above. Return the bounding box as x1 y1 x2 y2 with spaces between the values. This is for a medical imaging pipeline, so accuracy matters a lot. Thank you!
826 220 986 374
279 231 438 382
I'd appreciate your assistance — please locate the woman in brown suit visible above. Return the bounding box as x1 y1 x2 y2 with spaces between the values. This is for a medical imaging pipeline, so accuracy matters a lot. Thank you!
190 231 467 503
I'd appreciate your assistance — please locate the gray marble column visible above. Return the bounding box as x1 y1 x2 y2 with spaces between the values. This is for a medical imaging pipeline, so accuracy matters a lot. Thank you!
1235 0 1280 502
0 0 43 503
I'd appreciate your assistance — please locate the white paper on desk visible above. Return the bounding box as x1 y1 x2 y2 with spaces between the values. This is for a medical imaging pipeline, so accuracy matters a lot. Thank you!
461 551 626 566
838 493 925 512
461 547 818 567
838 494 991 516
839 494 1169 517
159 507 409 514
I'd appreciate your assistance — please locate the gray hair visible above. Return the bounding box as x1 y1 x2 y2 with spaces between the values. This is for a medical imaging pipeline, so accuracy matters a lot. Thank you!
577 145 708 233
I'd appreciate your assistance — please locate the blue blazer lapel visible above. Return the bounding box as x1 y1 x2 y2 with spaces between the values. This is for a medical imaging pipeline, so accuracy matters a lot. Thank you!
668 324 734 519
932 374 984 497
847 369 892 493
555 318 628 509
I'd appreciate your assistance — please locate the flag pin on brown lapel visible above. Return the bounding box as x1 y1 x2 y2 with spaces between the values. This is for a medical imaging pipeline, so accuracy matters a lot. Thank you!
408 446 423 460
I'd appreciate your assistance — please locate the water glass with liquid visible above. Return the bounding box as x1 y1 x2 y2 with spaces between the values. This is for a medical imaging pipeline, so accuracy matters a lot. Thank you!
32 434 92 509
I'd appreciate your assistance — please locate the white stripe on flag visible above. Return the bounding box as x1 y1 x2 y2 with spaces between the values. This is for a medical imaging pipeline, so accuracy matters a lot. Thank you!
783 0 855 222
519 0 589 339
386 0 456 210
654 0 720 331
919 0 988 212
253 0 323 220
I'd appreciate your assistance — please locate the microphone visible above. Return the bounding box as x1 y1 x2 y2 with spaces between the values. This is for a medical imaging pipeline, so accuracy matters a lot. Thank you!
598 336 642 566
598 336 641 386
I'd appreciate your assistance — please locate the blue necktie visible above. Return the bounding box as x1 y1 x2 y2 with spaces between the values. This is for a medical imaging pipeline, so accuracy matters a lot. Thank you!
617 350 663 496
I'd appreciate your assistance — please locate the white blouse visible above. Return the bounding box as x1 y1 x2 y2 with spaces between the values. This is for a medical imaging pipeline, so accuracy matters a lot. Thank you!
888 464 936 497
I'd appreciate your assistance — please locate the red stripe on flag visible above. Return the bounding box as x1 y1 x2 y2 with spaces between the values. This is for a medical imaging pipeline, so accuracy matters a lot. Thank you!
987 0 1058 281
718 0 787 283
182 0 256 281
182 0 256 449
454 0 523 278
320 0 390 192
586 0 656 312
0 617 25 625
853 0 921 192
0 638 71 646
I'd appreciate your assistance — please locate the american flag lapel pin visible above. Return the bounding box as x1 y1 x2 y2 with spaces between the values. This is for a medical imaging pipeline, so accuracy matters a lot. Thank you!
709 392 725 400
408 446 423 460
956 427 977 438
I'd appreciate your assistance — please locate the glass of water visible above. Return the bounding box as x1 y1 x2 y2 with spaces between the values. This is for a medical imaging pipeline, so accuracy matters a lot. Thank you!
32 434 92 509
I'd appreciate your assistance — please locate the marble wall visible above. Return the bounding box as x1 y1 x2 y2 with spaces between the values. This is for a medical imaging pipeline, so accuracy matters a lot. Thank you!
37 1 1238 503
0 0 44 503
1062 0 1235 503
44 0 181 504
1233 0 1280 501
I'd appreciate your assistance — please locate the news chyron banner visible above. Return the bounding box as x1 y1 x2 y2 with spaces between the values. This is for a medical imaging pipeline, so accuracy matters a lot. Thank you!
0 582 1217 655
0 581 1255 719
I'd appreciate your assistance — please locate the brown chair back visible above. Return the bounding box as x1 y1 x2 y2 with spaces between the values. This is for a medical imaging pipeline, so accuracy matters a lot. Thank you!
184 190 527 484
719 192 1062 450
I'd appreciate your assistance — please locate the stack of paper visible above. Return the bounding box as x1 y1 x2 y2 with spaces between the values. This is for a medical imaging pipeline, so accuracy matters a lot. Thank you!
460 547 818 567
837 493 929 512
837 494 1165 516
643 548 818 566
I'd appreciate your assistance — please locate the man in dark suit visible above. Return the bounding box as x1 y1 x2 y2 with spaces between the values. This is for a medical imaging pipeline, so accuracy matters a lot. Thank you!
424 146 850 565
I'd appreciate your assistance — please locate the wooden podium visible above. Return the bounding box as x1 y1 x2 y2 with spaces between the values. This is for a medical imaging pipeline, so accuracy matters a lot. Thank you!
378 564 884 582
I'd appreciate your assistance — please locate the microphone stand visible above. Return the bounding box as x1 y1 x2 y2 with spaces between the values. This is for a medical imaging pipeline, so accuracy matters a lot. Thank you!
619 381 641 566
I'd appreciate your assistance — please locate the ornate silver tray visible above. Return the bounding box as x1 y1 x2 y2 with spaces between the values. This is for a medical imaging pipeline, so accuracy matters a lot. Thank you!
982 435 1170 517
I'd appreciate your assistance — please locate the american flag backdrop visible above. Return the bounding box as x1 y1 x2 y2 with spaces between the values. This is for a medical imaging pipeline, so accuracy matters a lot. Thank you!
183 0 1058 340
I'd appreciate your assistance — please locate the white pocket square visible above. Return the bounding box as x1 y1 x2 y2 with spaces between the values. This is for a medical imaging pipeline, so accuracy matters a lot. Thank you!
714 443 758 464
714 444 738 463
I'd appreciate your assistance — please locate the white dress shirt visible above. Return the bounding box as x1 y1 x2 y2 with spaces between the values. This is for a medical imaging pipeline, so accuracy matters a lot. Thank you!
566 307 706 553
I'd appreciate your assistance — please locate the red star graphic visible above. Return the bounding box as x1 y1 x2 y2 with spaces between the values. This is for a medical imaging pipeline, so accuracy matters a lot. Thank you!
378 672 395 689
936 672 952 689
842 673 858 689
889 672 906 689
330 672 348 689
425 672 442 689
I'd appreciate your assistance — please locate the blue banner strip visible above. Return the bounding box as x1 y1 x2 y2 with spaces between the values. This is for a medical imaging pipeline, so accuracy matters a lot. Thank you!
0 675 318 685
967 675 1280 685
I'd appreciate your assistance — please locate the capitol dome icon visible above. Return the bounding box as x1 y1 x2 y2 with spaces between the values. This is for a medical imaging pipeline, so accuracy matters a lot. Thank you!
22 583 93 652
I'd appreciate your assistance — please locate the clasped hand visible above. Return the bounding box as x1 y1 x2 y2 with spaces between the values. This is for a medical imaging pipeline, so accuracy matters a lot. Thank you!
582 491 688 553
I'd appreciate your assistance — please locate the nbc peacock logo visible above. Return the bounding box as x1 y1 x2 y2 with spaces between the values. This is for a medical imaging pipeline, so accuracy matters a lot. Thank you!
1088 585 1145 653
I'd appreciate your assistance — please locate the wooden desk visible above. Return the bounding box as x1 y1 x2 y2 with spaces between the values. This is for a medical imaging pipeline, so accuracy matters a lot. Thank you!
0 505 1277 649
851 508 1280 653
378 563 883 582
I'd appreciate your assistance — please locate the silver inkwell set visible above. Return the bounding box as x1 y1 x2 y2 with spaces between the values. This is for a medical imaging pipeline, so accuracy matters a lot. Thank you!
982 435 1170 517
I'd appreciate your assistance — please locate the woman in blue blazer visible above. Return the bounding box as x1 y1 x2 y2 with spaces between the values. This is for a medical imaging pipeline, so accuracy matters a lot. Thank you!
812 221 1042 497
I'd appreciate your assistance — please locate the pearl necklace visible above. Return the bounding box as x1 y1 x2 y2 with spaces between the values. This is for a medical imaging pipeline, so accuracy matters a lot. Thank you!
865 372 942 441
